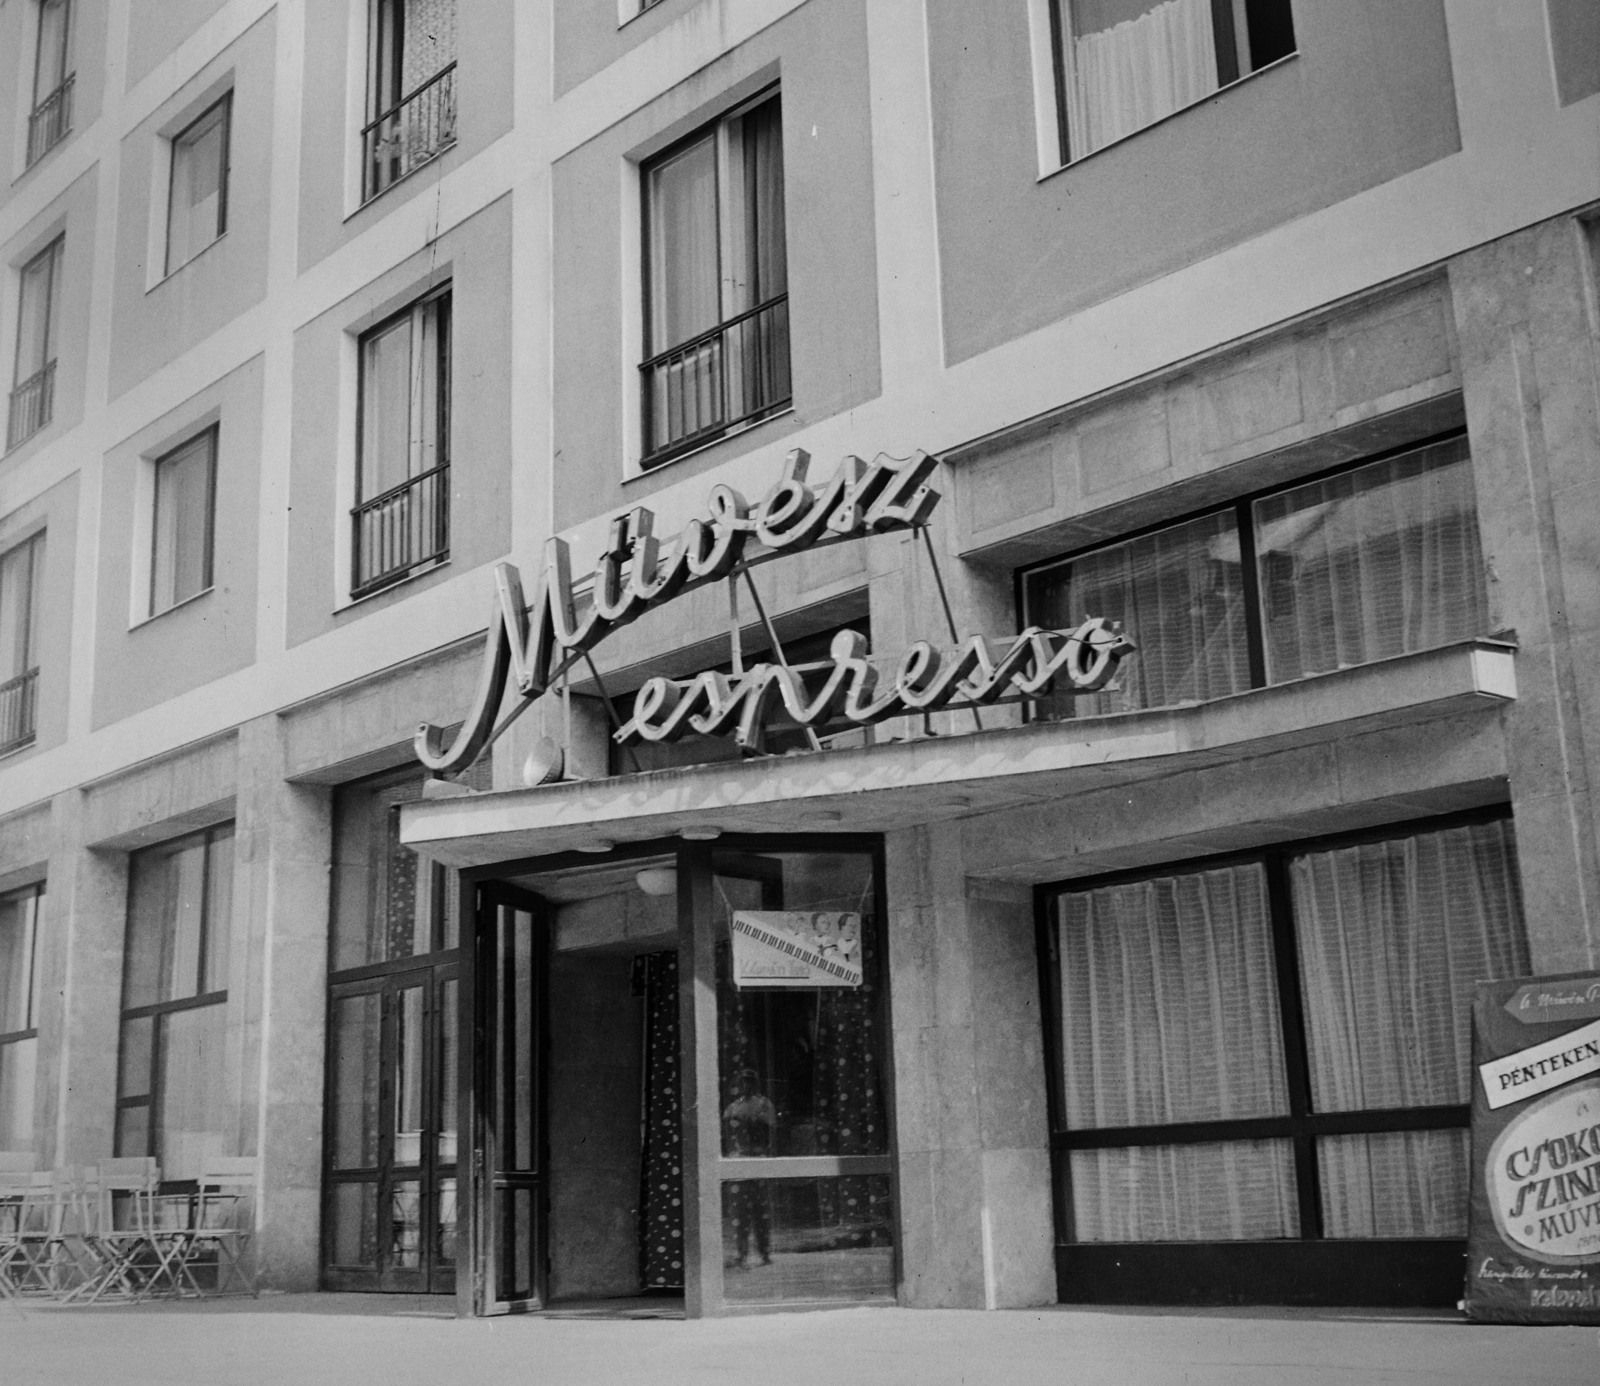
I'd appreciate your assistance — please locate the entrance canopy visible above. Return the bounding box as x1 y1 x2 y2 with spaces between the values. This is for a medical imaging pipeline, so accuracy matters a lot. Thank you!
401 639 1514 870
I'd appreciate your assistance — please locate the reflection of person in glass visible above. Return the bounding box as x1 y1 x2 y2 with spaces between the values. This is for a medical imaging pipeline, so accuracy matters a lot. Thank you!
723 1068 776 1267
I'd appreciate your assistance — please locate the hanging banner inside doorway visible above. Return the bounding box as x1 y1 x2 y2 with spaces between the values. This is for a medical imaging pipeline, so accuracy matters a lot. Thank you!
1466 969 1600 1323
730 911 863 989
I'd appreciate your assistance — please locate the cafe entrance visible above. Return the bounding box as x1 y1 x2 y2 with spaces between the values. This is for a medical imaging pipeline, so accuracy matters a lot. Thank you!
459 835 896 1316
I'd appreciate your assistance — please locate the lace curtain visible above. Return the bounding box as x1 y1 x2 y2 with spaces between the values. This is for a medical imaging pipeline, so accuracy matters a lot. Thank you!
1065 0 1220 157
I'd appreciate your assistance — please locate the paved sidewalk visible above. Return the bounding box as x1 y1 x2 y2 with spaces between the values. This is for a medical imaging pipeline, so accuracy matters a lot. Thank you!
2 1295 1596 1386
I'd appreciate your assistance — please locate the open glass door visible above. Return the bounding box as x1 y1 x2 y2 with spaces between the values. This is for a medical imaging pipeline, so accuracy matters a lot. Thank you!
471 886 546 1313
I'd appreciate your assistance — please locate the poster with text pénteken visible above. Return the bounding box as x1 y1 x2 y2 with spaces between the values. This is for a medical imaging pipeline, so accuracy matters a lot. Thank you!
1466 970 1600 1322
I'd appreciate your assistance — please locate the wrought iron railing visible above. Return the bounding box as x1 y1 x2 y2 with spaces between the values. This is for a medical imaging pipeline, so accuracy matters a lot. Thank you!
0 668 38 754
352 464 450 597
641 293 791 468
7 361 56 452
27 74 73 166
362 62 457 203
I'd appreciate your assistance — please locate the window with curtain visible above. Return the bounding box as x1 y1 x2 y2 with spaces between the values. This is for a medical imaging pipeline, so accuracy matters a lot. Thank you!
364 0 457 202
1020 434 1488 721
150 428 217 617
1053 0 1296 161
642 90 790 467
28 0 73 165
166 94 230 275
354 288 451 596
1044 814 1528 1254
8 236 63 451
0 883 44 1151
116 825 233 1180
0 532 45 753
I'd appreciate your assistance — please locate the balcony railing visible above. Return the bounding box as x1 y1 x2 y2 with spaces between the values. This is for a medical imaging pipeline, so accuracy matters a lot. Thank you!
0 668 39 755
362 62 457 203
7 361 56 452
27 74 73 166
641 293 791 468
352 463 450 597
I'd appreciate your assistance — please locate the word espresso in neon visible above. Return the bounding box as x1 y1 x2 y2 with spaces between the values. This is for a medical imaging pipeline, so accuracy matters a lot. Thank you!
415 448 943 775
616 623 1133 749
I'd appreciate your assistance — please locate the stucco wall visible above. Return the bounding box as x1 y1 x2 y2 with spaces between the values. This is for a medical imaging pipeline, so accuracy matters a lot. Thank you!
0 474 77 760
925 0 1462 364
92 355 264 728
107 8 276 399
550 0 881 530
0 0 108 198
124 0 233 91
285 194 513 648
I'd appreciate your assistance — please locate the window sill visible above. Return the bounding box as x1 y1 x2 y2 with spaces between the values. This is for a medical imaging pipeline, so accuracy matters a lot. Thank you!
0 734 37 760
134 585 214 630
149 230 229 293
1040 52 1297 183
350 139 458 222
629 405 795 484
619 0 670 30
3 419 54 457
339 554 450 612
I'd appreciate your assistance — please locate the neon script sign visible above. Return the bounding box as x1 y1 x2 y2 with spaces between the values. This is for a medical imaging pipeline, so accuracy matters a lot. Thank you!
415 447 1134 775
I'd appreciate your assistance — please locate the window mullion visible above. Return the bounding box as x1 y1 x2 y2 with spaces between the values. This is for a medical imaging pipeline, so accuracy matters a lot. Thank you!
1264 851 1322 1239
1236 499 1267 688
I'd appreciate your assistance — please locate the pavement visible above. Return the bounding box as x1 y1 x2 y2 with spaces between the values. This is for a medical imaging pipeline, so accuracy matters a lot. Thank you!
2 1294 1596 1385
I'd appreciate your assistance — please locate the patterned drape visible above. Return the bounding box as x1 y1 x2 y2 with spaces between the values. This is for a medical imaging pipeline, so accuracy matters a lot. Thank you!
634 951 683 1289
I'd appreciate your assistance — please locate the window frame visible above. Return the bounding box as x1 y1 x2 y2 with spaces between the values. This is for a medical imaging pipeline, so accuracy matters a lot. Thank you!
148 425 219 619
7 235 64 451
113 824 233 1166
0 530 46 754
1015 427 1483 715
1034 805 1524 1298
638 85 791 470
0 881 43 1150
361 0 459 205
351 284 452 599
27 0 73 166
164 92 232 276
1047 0 1298 168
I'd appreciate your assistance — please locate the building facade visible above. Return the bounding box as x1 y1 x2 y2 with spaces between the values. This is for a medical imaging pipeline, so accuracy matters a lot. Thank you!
1 0 1598 1316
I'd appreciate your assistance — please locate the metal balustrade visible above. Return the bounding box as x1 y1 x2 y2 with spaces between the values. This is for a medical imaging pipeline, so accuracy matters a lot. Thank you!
6 362 55 452
26 75 73 166
641 293 791 468
0 668 38 755
352 464 450 597
362 63 457 203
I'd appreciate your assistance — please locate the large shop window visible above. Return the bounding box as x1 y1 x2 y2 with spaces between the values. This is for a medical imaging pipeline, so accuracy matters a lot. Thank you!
27 0 73 166
0 531 45 753
363 0 457 202
8 235 63 452
708 848 894 1306
1021 435 1488 721
1051 0 1296 160
353 287 451 598
115 825 234 1180
1041 814 1530 1303
0 883 44 1150
641 90 790 467
323 766 476 1294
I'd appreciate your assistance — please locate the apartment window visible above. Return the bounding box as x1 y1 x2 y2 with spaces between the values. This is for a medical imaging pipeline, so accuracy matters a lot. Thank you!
7 236 63 451
363 0 458 202
1043 814 1528 1300
0 884 43 1151
1021 434 1488 720
641 91 790 468
149 428 217 617
27 0 73 166
166 96 230 275
353 288 450 597
1052 0 1296 161
115 826 233 1179
0 532 45 754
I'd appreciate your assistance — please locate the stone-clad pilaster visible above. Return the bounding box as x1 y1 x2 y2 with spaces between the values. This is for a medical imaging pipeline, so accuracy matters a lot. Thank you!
886 820 1054 1309
233 714 333 1291
1453 219 1600 971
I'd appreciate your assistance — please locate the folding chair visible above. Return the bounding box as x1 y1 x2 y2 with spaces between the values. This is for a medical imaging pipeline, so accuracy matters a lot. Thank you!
68 1158 166 1303
168 1157 259 1297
